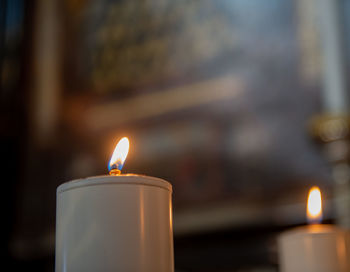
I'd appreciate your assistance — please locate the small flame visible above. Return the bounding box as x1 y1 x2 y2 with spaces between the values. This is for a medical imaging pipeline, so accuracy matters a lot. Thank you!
108 137 129 173
307 186 323 224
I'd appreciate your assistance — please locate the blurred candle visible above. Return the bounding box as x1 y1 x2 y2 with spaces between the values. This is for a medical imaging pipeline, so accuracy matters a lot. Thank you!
55 137 174 272
278 187 350 272
319 0 348 113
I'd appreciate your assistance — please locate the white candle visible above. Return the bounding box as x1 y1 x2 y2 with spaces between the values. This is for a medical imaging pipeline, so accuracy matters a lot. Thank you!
55 138 174 272
278 187 350 272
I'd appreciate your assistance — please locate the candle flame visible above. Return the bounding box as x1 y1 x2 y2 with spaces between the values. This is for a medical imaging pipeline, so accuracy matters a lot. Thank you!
108 137 129 173
307 186 323 224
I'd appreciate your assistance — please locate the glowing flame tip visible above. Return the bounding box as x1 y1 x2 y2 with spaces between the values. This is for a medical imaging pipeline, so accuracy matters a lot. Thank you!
108 137 129 172
307 186 322 224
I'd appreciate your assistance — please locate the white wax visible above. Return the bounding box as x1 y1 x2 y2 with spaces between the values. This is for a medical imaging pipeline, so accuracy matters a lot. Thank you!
278 225 350 272
55 175 174 272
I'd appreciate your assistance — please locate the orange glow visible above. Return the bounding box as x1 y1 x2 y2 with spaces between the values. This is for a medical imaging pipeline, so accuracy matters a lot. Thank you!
307 186 323 224
108 137 129 172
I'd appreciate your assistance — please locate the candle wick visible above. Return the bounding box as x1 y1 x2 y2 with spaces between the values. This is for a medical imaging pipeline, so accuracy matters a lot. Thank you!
109 169 121 176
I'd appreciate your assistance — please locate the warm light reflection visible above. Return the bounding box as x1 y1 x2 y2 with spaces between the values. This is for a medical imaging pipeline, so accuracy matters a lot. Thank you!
108 137 129 173
307 186 323 224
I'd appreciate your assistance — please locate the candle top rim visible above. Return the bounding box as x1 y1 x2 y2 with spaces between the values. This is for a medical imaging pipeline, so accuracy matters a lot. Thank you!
279 224 348 238
57 174 172 194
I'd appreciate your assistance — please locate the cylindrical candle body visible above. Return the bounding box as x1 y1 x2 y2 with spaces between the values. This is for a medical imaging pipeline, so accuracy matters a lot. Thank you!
55 175 174 272
278 225 350 272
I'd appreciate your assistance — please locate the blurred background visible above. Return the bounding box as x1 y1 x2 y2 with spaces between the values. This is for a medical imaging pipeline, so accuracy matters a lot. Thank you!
1 0 350 271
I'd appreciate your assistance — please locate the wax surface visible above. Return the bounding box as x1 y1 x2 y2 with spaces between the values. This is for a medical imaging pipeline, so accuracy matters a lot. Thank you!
56 175 174 272
278 225 350 272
